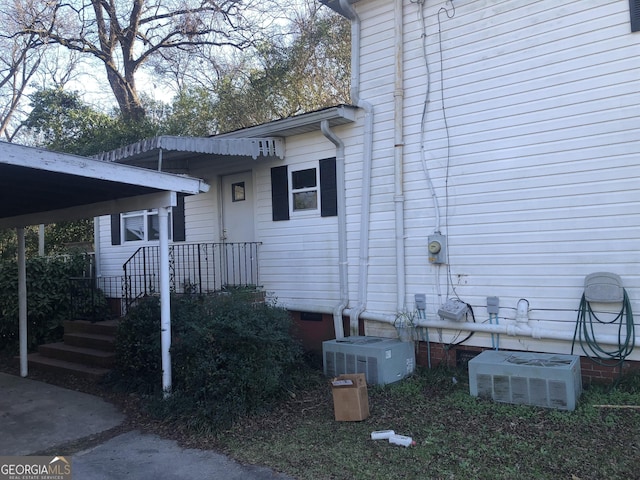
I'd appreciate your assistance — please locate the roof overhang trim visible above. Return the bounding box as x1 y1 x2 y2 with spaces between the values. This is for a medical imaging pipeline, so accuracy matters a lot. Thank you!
318 0 360 19
217 105 358 139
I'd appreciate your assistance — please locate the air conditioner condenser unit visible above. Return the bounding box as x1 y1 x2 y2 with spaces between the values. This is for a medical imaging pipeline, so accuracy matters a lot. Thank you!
468 350 582 411
323 336 415 385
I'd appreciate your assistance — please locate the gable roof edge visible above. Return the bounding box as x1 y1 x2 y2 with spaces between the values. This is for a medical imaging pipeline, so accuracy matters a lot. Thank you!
216 105 358 139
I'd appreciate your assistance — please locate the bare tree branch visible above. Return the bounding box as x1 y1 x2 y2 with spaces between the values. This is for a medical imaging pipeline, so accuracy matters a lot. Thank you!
16 0 258 121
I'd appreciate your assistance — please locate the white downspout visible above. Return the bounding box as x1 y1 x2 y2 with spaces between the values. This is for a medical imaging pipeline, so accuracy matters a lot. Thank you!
340 0 374 336
393 0 406 311
321 120 347 339
17 227 27 377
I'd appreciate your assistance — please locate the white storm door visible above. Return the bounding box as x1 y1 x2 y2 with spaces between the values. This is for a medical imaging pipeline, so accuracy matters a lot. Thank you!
221 171 255 243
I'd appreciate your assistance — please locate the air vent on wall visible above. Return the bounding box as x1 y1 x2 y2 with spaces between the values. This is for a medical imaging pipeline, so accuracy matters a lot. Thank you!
468 351 582 411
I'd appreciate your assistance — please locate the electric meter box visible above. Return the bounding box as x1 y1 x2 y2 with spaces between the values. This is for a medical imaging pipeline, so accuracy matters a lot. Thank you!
323 336 415 386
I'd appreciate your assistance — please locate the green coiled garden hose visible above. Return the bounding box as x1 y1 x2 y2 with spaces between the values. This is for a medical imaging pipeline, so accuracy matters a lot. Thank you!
571 289 635 368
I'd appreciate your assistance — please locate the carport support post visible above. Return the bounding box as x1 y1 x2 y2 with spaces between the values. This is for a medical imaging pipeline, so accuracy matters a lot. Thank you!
17 227 27 377
159 207 172 396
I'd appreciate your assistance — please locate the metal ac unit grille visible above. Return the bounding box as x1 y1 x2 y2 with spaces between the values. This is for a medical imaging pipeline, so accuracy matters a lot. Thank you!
323 336 415 385
324 352 381 385
469 351 582 411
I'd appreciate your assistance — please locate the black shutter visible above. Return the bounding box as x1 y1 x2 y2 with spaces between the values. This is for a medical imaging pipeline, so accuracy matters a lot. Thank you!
631 0 640 32
110 214 121 245
320 157 338 217
172 194 186 242
271 166 290 221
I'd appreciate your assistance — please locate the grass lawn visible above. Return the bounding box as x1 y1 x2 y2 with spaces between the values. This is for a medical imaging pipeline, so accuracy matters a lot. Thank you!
1 349 638 480
210 366 640 480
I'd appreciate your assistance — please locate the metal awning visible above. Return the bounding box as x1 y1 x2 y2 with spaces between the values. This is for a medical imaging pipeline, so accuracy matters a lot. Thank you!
90 105 358 172
93 135 285 168
0 141 210 393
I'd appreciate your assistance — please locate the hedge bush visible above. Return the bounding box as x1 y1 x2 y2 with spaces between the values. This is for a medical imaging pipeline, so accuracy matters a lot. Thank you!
0 255 89 352
110 292 304 432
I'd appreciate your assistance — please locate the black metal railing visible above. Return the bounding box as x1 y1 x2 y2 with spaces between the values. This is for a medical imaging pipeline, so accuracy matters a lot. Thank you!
123 242 261 310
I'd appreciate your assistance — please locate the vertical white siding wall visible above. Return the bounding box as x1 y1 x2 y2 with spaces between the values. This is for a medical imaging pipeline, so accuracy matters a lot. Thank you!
352 0 399 313
355 0 640 356
255 132 345 306
96 164 229 283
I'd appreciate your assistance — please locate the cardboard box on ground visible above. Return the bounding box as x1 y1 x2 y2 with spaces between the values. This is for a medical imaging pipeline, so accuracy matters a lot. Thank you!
331 373 370 421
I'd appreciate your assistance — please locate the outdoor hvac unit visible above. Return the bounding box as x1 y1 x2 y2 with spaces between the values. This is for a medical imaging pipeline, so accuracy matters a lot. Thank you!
323 336 415 385
468 351 582 411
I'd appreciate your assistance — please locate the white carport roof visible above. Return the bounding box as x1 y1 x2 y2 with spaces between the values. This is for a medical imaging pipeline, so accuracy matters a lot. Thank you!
0 142 209 229
0 141 210 393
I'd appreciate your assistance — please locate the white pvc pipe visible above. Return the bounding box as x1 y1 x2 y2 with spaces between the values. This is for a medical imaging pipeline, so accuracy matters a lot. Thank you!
283 300 639 349
321 120 347 339
17 227 27 377
158 207 172 395
349 308 639 349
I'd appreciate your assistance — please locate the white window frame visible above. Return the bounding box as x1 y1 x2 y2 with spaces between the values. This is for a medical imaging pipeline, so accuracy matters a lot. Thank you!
289 164 320 217
121 209 173 243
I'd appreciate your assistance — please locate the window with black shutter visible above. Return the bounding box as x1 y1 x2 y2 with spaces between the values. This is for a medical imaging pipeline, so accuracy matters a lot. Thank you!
270 158 338 221
271 165 290 221
631 0 640 32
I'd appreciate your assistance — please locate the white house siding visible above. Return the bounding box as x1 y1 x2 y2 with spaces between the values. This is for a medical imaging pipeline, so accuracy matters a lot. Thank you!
255 132 346 307
353 0 640 358
349 1 400 315
95 158 253 290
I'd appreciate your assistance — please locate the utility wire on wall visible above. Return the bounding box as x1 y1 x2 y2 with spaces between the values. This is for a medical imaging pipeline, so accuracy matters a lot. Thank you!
414 0 456 311
437 2 457 301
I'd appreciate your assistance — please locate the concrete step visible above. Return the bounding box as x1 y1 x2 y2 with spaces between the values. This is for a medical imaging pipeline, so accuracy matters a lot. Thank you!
27 353 111 380
63 319 119 337
63 332 116 352
38 342 115 368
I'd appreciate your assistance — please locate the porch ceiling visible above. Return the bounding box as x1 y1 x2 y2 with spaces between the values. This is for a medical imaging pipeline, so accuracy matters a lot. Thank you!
0 141 209 229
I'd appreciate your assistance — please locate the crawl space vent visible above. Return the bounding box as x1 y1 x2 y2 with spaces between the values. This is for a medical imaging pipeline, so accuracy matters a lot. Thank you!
468 351 582 411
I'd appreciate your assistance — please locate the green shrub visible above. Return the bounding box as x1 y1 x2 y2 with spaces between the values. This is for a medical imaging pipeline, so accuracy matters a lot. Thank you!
109 296 163 393
109 292 303 432
0 255 88 352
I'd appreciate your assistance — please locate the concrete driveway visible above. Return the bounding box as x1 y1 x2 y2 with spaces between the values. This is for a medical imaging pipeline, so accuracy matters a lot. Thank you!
0 373 294 479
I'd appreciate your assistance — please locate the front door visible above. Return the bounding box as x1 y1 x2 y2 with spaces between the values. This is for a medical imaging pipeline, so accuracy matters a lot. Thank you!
221 171 255 242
